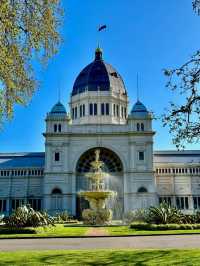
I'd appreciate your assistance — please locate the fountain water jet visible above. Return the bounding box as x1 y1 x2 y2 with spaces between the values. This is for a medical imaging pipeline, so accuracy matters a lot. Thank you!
79 149 117 225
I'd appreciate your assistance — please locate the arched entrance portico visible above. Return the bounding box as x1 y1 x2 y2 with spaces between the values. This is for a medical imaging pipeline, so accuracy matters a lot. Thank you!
75 147 124 219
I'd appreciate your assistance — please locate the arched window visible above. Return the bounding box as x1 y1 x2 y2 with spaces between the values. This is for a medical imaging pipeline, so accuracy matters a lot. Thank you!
137 123 140 131
52 188 62 194
54 124 57 132
138 187 148 193
51 188 62 210
141 123 144 131
58 124 61 132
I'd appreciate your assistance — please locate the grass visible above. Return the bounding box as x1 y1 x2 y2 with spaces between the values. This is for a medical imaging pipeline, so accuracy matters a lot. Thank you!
106 226 200 236
0 249 200 265
2 224 200 238
0 224 89 238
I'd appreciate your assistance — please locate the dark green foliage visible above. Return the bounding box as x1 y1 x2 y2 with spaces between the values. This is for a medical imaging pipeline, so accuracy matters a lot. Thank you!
148 203 182 224
0 227 36 234
130 222 200 230
3 205 55 228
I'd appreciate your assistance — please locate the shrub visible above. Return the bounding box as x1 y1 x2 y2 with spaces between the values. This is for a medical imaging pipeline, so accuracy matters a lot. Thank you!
148 203 182 224
54 211 69 223
123 209 149 224
130 222 200 230
3 205 55 228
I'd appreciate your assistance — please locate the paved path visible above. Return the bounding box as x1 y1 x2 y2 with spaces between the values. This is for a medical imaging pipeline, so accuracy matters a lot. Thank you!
86 228 108 236
1 235 200 251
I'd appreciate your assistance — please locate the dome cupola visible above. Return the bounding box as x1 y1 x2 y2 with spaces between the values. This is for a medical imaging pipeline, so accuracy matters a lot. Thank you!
70 48 129 125
130 100 148 118
49 101 66 117
72 48 126 96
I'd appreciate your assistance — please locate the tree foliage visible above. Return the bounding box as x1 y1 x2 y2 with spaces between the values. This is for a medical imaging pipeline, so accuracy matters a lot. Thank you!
163 0 200 148
0 0 62 124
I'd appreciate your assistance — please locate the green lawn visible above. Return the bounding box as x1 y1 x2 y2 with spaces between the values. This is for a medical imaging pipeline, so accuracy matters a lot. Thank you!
0 224 89 238
2 224 200 238
0 249 200 265
107 226 200 236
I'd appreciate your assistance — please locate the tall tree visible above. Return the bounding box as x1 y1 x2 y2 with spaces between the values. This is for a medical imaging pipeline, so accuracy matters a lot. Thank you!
0 0 62 124
163 0 200 148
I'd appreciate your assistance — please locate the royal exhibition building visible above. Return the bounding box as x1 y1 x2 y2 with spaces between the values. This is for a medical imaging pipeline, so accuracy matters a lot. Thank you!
0 48 200 218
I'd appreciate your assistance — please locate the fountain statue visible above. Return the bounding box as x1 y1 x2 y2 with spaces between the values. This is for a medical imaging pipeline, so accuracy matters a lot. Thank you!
79 149 117 225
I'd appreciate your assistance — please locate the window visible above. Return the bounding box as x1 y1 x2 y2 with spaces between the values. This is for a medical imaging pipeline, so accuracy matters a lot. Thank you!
54 124 57 132
113 104 116 116
89 103 93 115
106 103 109 115
116 105 119 117
124 107 127 118
159 197 172 206
176 197 189 210
51 188 62 210
12 199 25 210
101 103 105 115
137 123 140 131
72 108 74 119
80 105 82 117
28 199 41 211
141 123 144 131
138 151 144 161
55 152 60 161
94 103 97 115
58 124 61 132
0 199 6 212
83 104 85 116
138 187 148 193
193 196 200 209
75 107 77 119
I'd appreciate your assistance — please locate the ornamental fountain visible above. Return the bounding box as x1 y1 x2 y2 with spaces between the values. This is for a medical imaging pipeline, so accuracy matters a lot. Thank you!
79 149 117 225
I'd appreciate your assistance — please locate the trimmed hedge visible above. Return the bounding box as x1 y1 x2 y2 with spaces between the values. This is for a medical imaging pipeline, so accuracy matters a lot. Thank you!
130 222 200 230
0 226 36 234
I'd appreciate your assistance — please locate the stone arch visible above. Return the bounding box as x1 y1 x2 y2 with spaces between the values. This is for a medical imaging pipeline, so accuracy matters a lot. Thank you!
72 144 127 173
75 147 124 219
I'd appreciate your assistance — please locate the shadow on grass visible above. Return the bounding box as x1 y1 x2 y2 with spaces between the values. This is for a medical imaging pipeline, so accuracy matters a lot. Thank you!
1 249 200 265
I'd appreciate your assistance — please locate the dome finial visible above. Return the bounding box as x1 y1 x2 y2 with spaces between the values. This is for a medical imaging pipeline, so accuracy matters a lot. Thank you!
95 47 103 61
136 73 139 102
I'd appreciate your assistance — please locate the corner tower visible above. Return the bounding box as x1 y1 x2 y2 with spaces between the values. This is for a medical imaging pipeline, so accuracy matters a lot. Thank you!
70 48 128 125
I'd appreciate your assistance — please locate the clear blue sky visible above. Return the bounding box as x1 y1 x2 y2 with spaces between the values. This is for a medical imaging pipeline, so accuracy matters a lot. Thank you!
0 0 200 152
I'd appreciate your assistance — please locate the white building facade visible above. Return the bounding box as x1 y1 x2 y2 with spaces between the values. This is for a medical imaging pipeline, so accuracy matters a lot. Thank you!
0 48 199 216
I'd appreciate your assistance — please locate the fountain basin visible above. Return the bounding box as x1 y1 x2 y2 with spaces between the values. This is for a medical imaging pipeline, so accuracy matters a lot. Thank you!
79 190 116 200
79 190 117 211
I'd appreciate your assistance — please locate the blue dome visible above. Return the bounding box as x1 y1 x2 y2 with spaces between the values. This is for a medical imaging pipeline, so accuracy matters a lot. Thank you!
72 48 126 96
50 102 66 115
130 100 148 118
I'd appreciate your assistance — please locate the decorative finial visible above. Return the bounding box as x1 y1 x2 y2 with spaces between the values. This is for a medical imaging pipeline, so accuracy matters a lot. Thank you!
137 73 139 101
95 47 103 61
